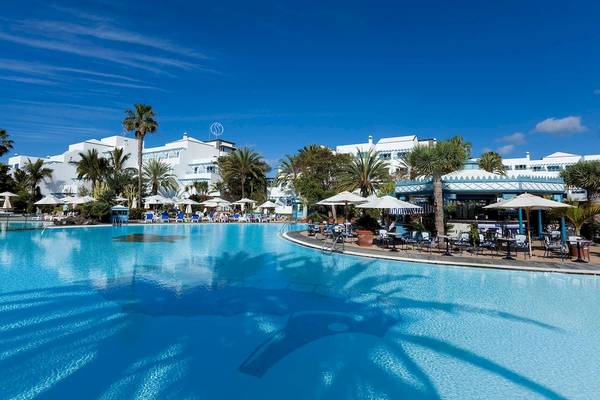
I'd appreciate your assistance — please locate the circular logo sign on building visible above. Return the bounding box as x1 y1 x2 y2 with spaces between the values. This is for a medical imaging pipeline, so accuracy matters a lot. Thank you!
210 122 224 137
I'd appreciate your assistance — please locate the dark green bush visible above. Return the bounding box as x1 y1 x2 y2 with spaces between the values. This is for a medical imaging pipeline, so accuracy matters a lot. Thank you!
355 214 380 232
79 201 111 223
128 208 144 221
307 212 327 223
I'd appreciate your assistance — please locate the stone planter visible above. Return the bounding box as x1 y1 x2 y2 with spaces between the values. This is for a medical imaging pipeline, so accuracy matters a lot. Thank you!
356 230 374 247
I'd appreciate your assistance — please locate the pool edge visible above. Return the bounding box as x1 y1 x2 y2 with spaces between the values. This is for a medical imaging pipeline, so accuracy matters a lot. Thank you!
281 231 600 276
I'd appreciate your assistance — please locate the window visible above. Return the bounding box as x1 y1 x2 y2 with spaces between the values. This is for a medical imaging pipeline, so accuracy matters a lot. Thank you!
532 166 543 171
547 165 561 172
514 165 527 170
207 166 215 173
194 167 198 174
378 152 391 160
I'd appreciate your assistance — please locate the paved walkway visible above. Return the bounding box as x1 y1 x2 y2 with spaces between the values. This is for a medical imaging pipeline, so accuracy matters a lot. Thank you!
283 230 600 276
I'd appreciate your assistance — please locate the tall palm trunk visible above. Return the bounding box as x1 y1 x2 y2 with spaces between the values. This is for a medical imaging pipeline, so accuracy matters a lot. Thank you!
432 174 445 235
241 176 246 198
137 135 143 204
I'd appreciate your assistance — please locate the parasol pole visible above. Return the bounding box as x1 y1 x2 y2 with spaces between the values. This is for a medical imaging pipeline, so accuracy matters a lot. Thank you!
344 200 349 223
526 208 532 257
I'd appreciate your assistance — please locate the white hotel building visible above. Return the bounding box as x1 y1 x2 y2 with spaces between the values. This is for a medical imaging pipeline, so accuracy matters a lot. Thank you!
8 133 235 196
335 134 600 201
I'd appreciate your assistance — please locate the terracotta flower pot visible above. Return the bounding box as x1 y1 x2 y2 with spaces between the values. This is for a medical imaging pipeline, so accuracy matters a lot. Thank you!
356 229 374 247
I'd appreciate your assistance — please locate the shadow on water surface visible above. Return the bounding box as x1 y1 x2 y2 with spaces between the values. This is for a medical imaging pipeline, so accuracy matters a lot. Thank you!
0 250 568 399
112 233 186 243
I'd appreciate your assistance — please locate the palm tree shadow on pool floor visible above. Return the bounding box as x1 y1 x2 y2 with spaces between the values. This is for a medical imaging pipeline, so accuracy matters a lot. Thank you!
0 250 567 399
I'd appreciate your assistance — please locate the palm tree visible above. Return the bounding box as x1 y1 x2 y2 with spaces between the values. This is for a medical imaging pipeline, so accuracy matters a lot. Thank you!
338 149 390 196
0 129 14 157
403 136 470 235
560 161 600 204
210 180 227 195
192 180 208 195
276 155 301 193
23 159 53 198
123 104 158 204
143 159 178 195
220 147 268 198
478 151 506 175
108 147 131 172
12 168 29 193
553 203 600 236
76 149 109 187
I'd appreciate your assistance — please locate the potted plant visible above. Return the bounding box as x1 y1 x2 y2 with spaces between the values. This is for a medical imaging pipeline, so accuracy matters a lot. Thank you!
355 214 379 247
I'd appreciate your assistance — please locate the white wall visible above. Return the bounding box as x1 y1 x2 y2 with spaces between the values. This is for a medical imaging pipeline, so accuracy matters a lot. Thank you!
8 133 234 196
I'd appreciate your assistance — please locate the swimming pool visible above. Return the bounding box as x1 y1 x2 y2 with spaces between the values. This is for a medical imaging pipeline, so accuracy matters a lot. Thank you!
1 224 598 399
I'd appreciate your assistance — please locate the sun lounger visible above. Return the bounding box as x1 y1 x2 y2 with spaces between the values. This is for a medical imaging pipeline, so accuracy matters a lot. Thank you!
191 214 200 223
144 212 154 223
160 211 170 223
176 211 185 223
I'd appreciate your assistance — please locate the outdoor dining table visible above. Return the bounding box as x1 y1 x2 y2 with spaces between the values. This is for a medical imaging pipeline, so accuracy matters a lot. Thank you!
387 233 399 252
570 239 592 263
497 237 517 260
437 235 453 256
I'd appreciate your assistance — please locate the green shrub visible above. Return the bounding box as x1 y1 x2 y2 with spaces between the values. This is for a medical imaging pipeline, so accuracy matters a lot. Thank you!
355 214 380 232
307 212 327 223
79 201 111 223
407 218 426 232
469 223 480 246
128 208 144 221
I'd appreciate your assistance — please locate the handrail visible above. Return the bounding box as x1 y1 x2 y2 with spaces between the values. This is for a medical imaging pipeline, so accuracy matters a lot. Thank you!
321 228 345 254
279 220 298 235
0 214 46 233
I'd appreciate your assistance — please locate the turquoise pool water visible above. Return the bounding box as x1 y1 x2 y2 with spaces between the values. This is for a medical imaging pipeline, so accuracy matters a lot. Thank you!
1 224 599 399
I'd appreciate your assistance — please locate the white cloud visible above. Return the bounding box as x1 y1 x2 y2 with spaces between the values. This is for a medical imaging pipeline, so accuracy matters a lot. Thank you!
497 144 514 155
0 75 55 85
49 5 113 23
497 131 526 145
534 116 587 134
0 31 168 74
79 78 165 91
0 58 139 82
22 19 209 60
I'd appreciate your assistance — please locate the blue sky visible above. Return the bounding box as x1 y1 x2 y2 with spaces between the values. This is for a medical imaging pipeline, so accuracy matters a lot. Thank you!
1 1 599 168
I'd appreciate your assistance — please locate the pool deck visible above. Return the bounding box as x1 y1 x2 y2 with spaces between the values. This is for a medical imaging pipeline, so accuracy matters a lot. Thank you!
283 230 600 276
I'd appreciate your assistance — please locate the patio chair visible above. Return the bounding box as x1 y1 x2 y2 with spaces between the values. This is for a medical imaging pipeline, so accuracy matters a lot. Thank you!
322 224 335 240
514 234 529 259
477 233 498 256
543 236 566 260
454 232 472 254
377 229 390 248
176 211 185 223
307 223 321 236
400 231 419 250
144 212 154 223
191 214 200 223
580 241 592 262
160 211 170 223
417 231 434 253
342 224 355 241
